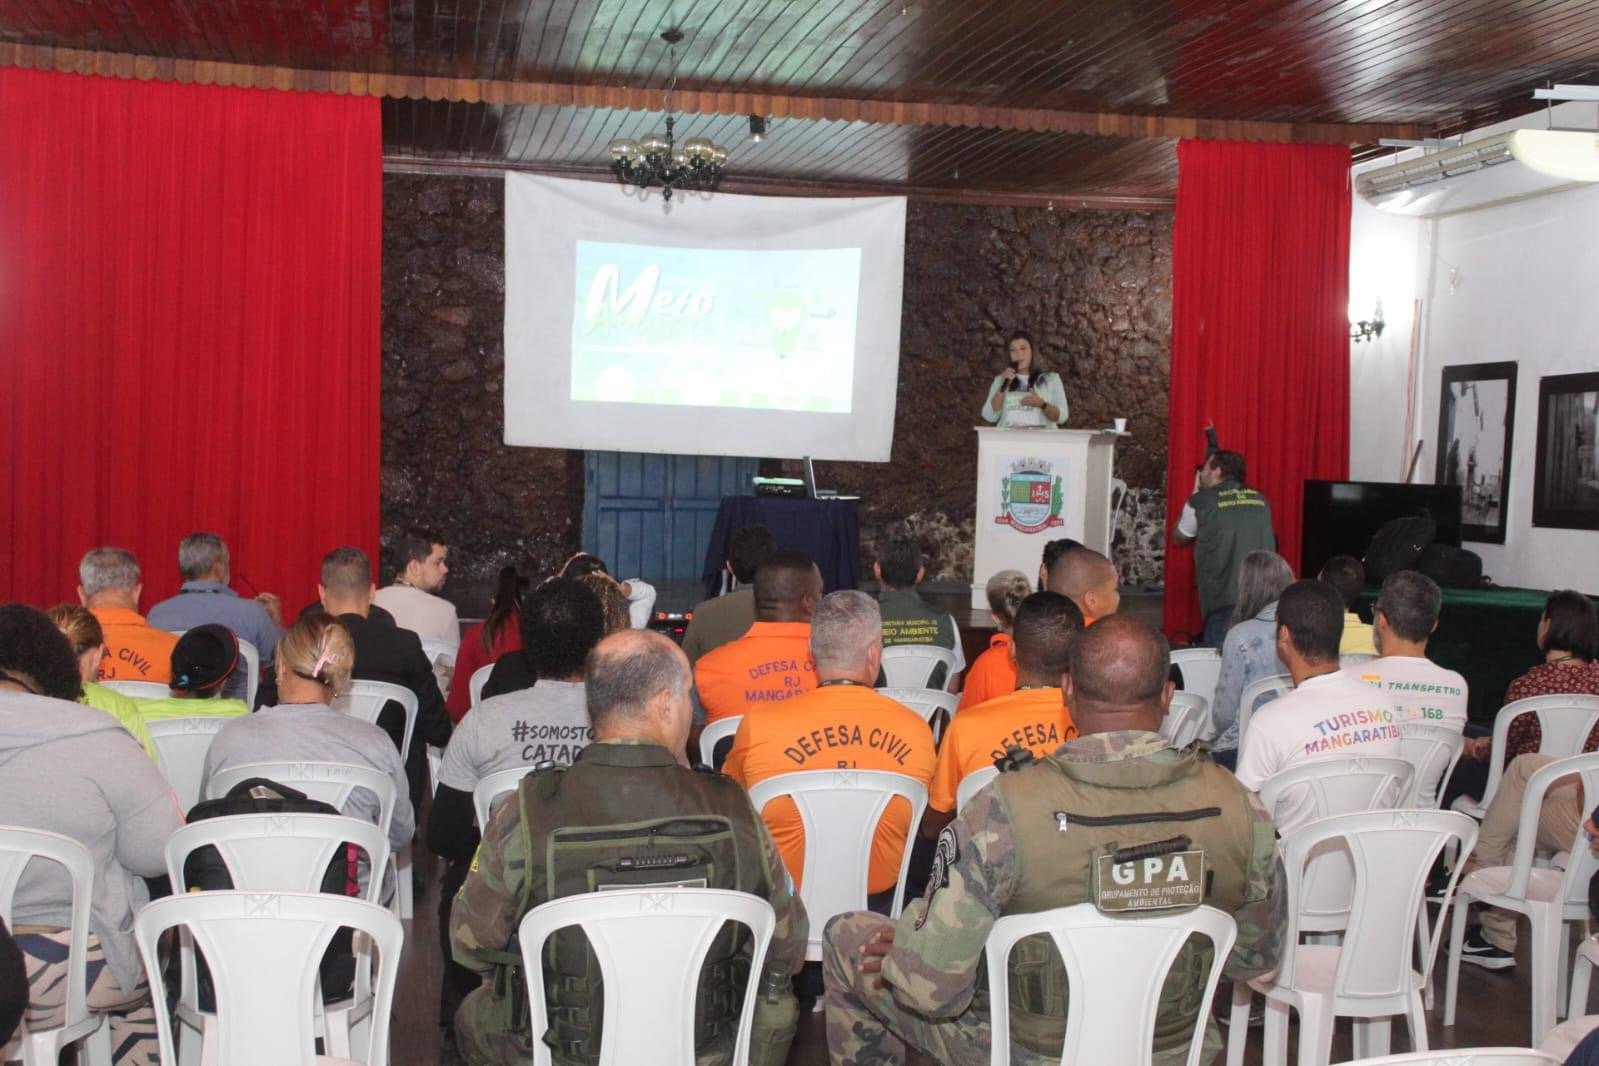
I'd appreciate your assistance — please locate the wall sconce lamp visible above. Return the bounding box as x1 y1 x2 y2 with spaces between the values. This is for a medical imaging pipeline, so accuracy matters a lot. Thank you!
1350 300 1386 343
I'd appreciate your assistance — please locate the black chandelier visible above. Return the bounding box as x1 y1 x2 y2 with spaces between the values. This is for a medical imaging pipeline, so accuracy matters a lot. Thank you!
607 30 729 201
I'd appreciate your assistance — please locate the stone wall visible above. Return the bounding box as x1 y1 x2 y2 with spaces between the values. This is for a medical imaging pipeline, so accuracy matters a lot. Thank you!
380 178 1172 604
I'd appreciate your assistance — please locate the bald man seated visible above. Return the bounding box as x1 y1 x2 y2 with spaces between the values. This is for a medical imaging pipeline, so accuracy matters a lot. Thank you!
1045 546 1121 624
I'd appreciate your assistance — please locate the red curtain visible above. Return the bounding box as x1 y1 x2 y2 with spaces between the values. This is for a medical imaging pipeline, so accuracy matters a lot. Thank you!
1163 140 1352 640
0 69 381 612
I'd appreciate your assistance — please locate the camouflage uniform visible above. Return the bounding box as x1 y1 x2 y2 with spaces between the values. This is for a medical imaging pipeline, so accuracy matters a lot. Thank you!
451 739 809 1066
822 730 1286 1066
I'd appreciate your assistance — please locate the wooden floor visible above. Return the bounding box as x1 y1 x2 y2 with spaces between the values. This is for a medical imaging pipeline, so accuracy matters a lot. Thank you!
400 837 1562 1066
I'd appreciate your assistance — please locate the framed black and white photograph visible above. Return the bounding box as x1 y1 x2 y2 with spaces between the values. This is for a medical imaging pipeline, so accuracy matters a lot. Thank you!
1436 361 1516 543
1533 371 1599 531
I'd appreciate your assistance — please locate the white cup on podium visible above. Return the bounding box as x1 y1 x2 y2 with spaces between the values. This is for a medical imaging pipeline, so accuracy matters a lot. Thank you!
1112 417 1128 433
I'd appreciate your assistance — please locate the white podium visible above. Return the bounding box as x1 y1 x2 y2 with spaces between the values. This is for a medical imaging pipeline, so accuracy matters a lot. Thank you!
971 427 1119 609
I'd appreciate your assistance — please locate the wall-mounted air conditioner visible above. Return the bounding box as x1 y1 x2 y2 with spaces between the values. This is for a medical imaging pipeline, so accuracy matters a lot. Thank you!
1357 129 1599 217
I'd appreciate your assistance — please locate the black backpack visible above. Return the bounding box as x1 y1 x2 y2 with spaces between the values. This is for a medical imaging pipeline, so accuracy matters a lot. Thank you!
1364 514 1437 581
183 778 358 1005
1418 543 1484 588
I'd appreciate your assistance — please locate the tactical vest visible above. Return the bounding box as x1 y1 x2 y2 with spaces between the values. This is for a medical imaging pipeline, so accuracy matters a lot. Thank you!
478 760 773 1065
995 747 1262 1056
1189 479 1275 615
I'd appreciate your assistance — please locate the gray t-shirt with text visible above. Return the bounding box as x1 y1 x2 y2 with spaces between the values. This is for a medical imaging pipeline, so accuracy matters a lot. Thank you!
437 680 592 791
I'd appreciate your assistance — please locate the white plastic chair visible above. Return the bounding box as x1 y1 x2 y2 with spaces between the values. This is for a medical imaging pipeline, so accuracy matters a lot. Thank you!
426 745 444 796
1170 647 1222 712
517 888 775 1066
986 903 1236 1066
1233 673 1292 751
1227 810 1479 1066
1446 751 1599 1044
1544 1007 1599 1062
334 680 419 764
134 891 402 1066
1452 695 1599 819
1571 935 1599 1019
698 715 742 769
747 769 927 959
473 768 529 830
880 687 960 744
1258 757 1415 941
879 645 957 691
147 716 233 812
956 766 1001 813
1345 1052 1558 1065
1162 692 1208 749
162 814 394 1062
0 827 110 1066
1398 723 1466 809
469 663 494 708
204 762 397 843
419 638 457 696
104 679 169 699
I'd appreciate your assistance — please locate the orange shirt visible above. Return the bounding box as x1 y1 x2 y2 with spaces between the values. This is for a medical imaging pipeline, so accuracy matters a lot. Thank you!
725 683 936 895
957 635 1016 711
929 687 1076 812
91 607 179 683
694 621 817 724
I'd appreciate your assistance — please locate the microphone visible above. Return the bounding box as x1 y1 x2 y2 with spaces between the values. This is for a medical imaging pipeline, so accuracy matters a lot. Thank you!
1005 359 1026 392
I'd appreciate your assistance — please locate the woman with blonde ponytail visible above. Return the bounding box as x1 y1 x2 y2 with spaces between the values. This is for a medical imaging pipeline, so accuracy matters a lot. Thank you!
200 615 414 851
957 570 1034 710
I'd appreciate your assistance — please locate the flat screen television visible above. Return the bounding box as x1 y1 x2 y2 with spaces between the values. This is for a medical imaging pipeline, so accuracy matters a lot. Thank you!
1300 480 1463 580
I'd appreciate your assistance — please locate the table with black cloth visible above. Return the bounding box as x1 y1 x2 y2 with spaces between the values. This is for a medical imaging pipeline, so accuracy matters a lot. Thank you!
1357 584 1560 724
701 496 862 598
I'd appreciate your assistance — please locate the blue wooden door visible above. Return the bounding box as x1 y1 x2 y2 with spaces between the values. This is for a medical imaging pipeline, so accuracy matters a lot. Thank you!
583 453 757 581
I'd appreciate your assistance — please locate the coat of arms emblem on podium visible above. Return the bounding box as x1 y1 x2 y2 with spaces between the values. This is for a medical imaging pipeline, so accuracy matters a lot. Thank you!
996 458 1065 534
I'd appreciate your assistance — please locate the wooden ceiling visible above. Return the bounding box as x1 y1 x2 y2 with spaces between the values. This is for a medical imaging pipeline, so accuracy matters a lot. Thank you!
5 0 1599 204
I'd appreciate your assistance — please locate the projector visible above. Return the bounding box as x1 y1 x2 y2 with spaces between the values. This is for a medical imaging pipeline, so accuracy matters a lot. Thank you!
752 477 807 498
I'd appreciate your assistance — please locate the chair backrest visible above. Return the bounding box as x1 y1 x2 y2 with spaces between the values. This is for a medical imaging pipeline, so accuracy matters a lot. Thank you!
1276 810 1477 1002
1169 648 1222 711
697 715 742 769
0 827 93 1040
1339 652 1378 669
334 680 419 763
419 638 457 670
1397 723 1467 808
1341 1051 1559 1065
1476 695 1599 811
517 888 775 1066
879 687 960 744
205 761 397 840
1500 751 1599 910
469 663 494 709
105 679 169 699
1234 673 1292 749
164 813 391 903
135 891 402 1066
1260 756 1417 932
1162 692 1208 749
879 645 957 691
957 766 1001 813
746 770 928 951
237 638 261 709
985 903 1237 1066
147 715 234 812
473 768 530 830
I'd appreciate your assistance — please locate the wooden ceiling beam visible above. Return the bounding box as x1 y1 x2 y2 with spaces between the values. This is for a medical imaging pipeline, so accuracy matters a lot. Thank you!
0 40 1436 144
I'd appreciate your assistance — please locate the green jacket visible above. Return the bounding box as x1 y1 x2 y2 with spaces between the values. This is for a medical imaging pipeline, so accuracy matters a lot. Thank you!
1188 479 1275 616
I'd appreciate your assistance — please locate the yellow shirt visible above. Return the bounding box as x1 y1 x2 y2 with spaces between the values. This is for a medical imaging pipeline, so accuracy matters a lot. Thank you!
133 696 251 722
693 621 817 724
929 687 1076 813
79 681 159 761
1340 611 1377 655
91 606 179 683
725 683 935 894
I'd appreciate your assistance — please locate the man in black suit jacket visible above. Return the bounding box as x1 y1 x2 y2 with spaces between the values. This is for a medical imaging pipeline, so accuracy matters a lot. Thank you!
317 547 452 805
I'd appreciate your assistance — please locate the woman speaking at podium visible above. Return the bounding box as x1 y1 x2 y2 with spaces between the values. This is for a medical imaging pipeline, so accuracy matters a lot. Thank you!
980 330 1069 428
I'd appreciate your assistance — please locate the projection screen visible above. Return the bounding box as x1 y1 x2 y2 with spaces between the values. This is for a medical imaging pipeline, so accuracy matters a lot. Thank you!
503 174 906 460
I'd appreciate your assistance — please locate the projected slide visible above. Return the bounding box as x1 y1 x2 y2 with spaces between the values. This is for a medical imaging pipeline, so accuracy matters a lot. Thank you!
570 240 861 413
